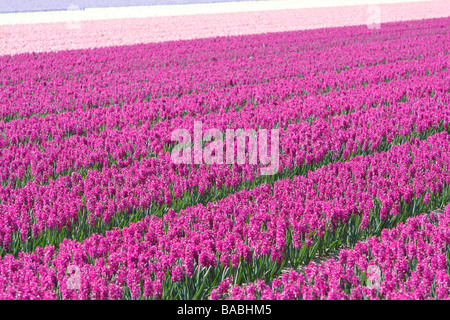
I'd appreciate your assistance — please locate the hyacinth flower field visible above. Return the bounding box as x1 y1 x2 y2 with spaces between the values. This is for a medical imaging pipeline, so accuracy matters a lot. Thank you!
1 0 450 302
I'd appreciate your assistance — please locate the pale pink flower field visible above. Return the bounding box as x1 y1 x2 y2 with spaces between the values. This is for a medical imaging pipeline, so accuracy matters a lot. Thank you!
1 0 449 56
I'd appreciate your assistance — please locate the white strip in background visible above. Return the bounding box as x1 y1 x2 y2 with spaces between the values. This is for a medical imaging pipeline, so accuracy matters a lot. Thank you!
0 0 439 25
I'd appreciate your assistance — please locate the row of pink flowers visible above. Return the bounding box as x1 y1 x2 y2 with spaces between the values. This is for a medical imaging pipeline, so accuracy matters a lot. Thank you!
0 77 447 250
212 203 450 300
0 65 448 251
0 132 449 299
0 56 446 187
